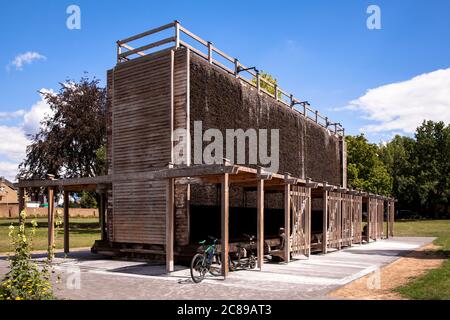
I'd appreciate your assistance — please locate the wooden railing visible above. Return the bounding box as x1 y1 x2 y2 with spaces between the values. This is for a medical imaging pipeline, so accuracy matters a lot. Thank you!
117 21 345 137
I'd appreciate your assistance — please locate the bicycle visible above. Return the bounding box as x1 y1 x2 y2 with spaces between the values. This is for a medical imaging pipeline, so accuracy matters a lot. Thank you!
230 233 257 270
190 237 223 283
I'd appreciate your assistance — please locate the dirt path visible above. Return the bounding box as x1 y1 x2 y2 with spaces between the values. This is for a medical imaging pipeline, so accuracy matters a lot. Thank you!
328 243 445 299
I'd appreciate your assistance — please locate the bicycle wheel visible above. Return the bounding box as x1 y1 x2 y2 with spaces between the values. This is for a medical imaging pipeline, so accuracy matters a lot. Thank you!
190 253 208 283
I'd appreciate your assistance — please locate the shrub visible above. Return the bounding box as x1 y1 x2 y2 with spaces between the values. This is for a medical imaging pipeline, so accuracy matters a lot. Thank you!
0 211 55 300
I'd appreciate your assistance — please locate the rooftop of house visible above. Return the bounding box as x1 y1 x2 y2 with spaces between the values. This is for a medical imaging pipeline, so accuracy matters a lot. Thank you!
0 177 17 191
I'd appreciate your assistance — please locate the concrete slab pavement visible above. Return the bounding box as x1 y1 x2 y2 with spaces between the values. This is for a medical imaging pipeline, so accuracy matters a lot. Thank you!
0 237 435 300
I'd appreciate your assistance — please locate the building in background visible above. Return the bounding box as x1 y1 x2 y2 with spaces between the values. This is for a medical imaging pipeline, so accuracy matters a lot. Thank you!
0 177 19 218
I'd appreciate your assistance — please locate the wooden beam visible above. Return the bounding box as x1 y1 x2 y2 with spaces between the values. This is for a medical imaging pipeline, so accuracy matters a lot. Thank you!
63 191 69 254
257 178 264 269
166 178 175 273
322 189 328 254
18 175 111 188
221 173 229 277
284 183 290 263
47 187 55 257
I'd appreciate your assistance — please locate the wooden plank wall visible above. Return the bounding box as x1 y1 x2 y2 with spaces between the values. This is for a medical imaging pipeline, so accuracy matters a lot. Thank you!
290 186 311 256
368 198 378 240
352 195 363 244
106 70 114 242
111 50 177 245
327 192 341 249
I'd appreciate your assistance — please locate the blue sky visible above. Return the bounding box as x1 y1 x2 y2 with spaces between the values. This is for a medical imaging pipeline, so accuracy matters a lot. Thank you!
1 0 450 180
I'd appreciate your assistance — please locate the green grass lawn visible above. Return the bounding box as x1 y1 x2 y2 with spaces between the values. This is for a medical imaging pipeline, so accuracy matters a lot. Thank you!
0 217 100 253
393 220 450 300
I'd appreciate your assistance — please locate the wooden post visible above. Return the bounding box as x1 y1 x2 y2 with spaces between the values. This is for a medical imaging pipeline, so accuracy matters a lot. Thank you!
47 187 55 255
386 201 389 239
322 189 328 254
374 198 378 241
367 197 371 243
174 20 180 48
207 41 213 63
337 192 342 250
166 178 175 273
221 173 229 277
99 192 107 241
284 182 290 263
274 84 278 101
257 178 264 269
234 59 239 78
307 187 312 257
315 110 319 123
117 44 122 63
390 200 395 237
63 191 69 254
18 187 25 222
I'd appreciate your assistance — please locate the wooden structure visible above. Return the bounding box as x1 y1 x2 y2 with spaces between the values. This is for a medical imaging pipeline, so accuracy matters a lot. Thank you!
16 21 395 278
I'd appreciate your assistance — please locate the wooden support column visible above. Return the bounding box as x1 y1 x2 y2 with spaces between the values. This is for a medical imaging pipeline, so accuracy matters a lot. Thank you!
322 189 328 254
256 178 264 269
18 187 25 222
367 198 371 243
374 198 378 241
166 178 175 273
284 182 290 263
337 193 342 250
47 187 55 255
390 201 395 237
221 173 229 277
99 192 107 241
307 187 312 257
386 201 389 239
63 191 69 254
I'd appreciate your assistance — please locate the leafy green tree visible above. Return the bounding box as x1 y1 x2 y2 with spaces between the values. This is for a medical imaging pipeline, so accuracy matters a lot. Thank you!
19 77 107 180
346 134 392 195
252 71 282 99
80 191 98 209
413 121 450 217
379 135 418 212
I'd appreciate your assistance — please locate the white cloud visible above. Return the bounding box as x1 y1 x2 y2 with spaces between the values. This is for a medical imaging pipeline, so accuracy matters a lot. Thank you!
347 68 450 134
0 110 26 120
0 90 52 181
7 51 46 71
0 126 29 162
23 89 54 135
0 161 21 182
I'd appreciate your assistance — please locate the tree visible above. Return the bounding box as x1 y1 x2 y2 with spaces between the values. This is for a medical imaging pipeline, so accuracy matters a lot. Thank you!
345 134 392 195
252 71 282 99
413 121 450 217
379 135 418 212
19 77 107 179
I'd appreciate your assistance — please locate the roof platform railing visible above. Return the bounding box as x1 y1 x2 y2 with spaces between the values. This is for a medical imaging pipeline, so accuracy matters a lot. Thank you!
116 20 345 137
